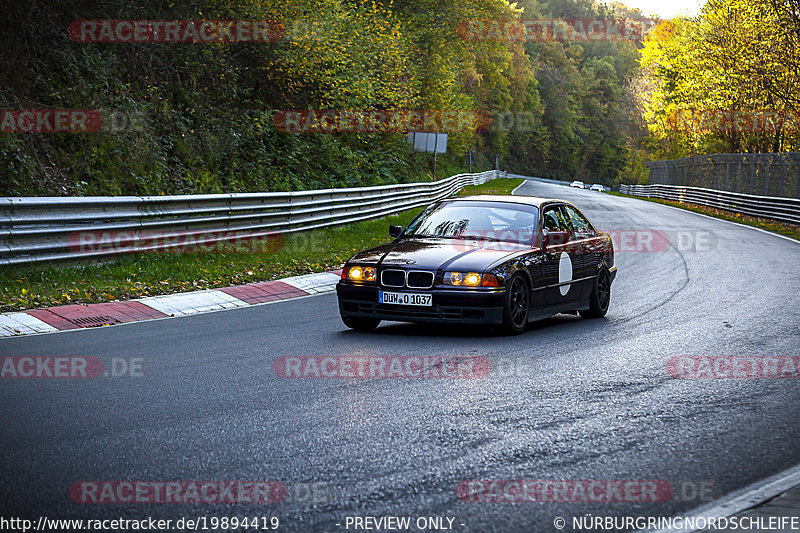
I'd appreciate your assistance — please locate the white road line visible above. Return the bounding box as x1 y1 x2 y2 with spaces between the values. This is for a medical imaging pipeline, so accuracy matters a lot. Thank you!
511 176 564 196
641 199 800 245
515 175 798 245
0 312 59 337
641 463 800 533
511 180 528 196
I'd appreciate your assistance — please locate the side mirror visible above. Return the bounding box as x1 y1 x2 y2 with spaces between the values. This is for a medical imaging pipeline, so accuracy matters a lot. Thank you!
389 225 403 238
542 230 569 248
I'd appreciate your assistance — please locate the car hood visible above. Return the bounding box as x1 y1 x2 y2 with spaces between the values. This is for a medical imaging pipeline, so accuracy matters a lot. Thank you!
349 237 529 272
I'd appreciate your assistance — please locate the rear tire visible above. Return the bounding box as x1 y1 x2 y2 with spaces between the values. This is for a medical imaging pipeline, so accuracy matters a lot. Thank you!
500 274 529 335
342 316 380 331
579 267 611 318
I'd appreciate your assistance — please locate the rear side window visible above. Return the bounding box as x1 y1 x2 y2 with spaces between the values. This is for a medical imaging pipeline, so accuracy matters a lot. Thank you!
563 205 594 237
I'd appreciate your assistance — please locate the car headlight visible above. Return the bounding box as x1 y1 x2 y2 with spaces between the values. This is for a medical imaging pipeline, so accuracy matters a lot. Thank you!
346 265 376 282
443 272 498 287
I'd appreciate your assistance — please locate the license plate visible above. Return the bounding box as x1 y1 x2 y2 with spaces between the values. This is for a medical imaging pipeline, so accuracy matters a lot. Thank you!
378 291 432 307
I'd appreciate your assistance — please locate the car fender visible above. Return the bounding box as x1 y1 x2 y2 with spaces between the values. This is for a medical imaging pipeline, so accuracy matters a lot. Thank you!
487 252 537 288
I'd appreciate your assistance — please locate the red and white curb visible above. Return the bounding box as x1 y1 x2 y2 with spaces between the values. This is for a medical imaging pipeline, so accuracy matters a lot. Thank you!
0 312 60 336
0 271 342 338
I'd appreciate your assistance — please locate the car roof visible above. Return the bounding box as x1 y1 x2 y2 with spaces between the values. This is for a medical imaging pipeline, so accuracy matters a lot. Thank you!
446 194 565 208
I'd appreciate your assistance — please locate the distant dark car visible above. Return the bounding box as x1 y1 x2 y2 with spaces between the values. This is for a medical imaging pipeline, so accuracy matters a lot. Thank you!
336 195 616 335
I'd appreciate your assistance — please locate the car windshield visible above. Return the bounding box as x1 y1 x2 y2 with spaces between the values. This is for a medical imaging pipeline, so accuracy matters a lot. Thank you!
404 201 539 244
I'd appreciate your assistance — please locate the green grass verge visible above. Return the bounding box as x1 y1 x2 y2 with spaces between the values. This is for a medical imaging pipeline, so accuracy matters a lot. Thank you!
0 177 524 312
607 191 800 241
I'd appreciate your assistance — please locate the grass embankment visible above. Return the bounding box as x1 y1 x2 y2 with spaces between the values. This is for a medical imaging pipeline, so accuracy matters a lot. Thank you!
0 177 524 312
607 191 800 241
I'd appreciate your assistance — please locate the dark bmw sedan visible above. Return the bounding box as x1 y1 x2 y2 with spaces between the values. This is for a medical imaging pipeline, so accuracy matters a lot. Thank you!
336 195 617 334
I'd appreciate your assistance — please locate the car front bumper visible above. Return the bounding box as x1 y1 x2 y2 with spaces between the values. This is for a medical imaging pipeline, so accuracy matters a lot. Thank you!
336 282 506 325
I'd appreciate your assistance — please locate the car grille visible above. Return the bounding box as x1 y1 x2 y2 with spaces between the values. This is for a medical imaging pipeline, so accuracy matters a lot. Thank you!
407 271 434 289
381 269 406 288
380 269 435 289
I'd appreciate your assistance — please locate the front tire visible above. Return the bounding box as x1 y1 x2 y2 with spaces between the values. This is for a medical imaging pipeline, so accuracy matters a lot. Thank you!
500 274 529 335
580 267 611 318
342 316 380 331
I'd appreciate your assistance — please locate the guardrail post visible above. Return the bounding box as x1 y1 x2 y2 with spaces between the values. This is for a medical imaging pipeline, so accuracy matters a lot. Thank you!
725 159 730 192
687 160 693 187
765 157 771 196
711 156 718 190
737 158 742 193
695 158 700 187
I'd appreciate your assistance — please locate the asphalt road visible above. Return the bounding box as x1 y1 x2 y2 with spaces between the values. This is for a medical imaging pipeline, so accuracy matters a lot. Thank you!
1 179 799 532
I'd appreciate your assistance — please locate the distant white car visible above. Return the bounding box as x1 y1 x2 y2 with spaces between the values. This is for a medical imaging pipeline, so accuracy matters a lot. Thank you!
590 184 604 192
570 180 585 189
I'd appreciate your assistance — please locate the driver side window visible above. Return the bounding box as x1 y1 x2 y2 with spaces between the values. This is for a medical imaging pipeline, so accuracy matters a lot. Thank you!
542 206 569 232
562 205 594 238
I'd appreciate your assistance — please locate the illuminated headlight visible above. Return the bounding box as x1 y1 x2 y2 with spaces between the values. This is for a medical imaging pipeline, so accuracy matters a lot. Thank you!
444 272 483 287
347 265 376 282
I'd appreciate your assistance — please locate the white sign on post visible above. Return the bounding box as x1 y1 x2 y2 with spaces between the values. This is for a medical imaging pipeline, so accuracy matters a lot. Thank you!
407 132 448 179
434 133 447 154
408 132 448 154
412 132 428 152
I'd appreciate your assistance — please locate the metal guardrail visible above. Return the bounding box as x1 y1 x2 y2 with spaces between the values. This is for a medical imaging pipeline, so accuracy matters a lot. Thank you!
647 152 800 199
0 170 501 265
618 183 800 225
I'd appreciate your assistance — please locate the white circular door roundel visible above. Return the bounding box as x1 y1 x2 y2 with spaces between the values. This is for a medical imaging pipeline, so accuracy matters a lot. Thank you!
558 252 572 296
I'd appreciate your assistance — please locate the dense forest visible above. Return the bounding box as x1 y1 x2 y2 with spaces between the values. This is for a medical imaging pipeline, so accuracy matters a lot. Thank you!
637 0 800 161
1 0 797 196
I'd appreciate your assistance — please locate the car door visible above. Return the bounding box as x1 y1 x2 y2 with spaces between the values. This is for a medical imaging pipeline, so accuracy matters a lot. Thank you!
561 204 600 301
534 204 577 309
